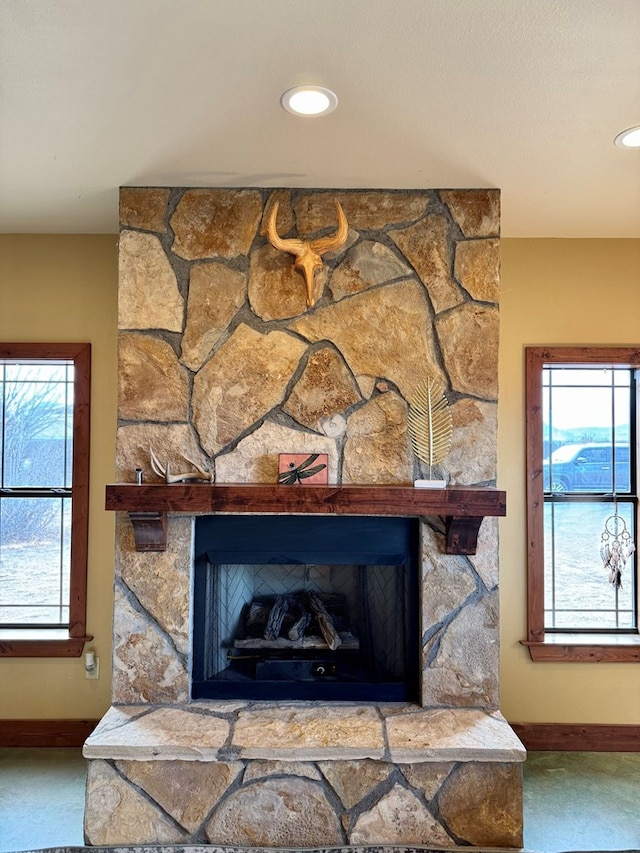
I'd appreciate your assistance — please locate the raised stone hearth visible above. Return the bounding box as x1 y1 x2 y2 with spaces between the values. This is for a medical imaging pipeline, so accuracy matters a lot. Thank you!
84 704 523 847
84 187 525 848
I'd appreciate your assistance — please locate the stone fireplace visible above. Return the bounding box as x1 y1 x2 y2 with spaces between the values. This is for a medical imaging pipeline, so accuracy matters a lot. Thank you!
83 187 525 847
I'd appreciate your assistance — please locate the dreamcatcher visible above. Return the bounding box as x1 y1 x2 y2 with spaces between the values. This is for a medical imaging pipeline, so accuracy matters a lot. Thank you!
599 502 635 589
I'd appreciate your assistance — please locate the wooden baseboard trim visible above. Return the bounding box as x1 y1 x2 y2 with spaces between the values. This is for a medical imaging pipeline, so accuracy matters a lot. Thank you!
2 719 637 751
512 722 640 752
0 719 99 747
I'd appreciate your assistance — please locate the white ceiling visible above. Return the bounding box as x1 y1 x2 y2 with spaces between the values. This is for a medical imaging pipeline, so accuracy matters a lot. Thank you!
1 0 639 237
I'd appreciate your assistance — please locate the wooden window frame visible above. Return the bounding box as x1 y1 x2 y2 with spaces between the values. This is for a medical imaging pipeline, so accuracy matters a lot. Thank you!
0 343 92 657
523 346 640 662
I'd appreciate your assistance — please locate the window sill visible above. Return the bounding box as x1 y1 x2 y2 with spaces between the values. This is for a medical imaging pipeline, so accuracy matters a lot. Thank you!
522 633 640 662
0 629 92 657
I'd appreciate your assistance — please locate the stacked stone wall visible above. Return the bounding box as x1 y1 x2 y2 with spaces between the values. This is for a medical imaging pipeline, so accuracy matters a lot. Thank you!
84 187 523 850
116 188 499 488
113 187 501 710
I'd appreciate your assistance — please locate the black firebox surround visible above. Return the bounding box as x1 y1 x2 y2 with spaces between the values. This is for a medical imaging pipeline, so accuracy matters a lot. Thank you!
191 514 420 702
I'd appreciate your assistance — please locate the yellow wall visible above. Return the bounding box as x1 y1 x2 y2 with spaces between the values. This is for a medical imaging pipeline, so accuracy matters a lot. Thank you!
1 234 639 725
0 235 118 718
499 238 640 724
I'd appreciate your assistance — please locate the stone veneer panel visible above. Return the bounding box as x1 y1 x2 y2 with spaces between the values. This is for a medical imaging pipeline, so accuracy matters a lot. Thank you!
116 758 243 833
330 240 413 300
118 333 189 422
111 585 190 704
115 423 212 483
293 191 429 231
454 238 500 302
421 592 500 708
214 420 338 484
440 189 500 238
438 761 524 848
120 187 171 233
288 279 445 402
248 243 323 320
170 188 263 260
316 758 392 808
342 391 413 484
112 187 500 502
435 303 499 399
232 703 386 760
85 761 189 845
181 262 246 370
116 515 192 656
90 187 523 850
389 214 463 314
118 230 184 331
283 346 362 431
204 777 344 847
350 783 453 846
447 399 498 485
192 323 307 454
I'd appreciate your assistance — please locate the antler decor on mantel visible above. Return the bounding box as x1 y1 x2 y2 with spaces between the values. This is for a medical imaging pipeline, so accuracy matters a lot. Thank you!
149 447 213 484
266 199 349 307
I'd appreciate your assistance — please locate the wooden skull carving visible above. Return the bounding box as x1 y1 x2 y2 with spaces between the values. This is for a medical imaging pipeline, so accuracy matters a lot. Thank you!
266 199 349 307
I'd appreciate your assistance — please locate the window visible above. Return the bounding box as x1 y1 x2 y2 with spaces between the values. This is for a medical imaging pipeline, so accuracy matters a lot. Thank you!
525 347 640 662
0 343 91 657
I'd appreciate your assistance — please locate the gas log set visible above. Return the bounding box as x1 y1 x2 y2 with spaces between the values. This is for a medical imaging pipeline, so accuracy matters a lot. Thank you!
226 591 364 683
235 591 357 651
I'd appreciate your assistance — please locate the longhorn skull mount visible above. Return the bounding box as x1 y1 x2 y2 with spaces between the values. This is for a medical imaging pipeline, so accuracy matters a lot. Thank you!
266 200 349 307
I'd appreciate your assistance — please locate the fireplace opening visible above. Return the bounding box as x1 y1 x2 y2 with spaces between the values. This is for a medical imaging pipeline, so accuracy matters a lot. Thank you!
192 514 420 701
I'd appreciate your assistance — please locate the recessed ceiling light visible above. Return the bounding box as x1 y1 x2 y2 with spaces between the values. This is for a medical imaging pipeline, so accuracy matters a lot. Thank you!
614 125 640 148
280 86 338 117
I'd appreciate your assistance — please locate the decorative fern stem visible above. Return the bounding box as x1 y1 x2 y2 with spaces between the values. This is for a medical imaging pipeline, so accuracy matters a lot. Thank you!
408 376 453 473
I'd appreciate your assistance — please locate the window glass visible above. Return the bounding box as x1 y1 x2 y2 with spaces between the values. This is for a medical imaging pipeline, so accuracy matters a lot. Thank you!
0 361 74 627
2 362 73 489
0 496 70 625
543 367 631 495
542 364 636 632
0 345 90 654
526 349 639 658
544 500 635 630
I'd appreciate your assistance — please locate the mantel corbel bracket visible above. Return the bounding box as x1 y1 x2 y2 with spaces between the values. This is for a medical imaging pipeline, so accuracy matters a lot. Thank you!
444 515 483 555
124 512 485 556
128 511 167 552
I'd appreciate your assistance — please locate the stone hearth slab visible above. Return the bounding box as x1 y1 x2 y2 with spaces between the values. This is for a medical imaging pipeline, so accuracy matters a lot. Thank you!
84 703 525 763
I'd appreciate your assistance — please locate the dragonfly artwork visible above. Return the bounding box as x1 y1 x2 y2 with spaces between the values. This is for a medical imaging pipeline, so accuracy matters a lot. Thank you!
277 453 328 485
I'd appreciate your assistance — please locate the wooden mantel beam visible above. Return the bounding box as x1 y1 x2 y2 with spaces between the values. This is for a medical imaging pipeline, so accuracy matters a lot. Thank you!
106 483 506 556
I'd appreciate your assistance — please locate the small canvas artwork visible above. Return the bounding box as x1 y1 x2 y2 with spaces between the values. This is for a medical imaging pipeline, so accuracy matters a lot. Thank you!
278 453 328 485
